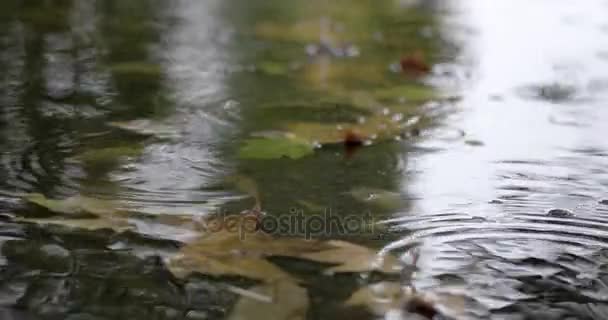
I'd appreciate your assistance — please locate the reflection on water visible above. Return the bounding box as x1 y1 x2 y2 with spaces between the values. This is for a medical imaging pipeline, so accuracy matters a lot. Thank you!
383 0 608 318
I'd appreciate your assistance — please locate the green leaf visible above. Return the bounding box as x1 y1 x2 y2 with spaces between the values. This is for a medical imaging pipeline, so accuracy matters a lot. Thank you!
374 84 437 102
258 61 289 76
107 119 179 139
17 216 134 232
108 62 163 77
23 193 118 217
75 145 144 164
239 137 314 160
348 187 404 210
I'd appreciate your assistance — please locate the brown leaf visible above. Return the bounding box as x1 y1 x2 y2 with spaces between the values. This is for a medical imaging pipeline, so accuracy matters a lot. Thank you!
346 282 466 320
168 230 322 282
400 50 431 75
227 279 309 320
299 240 402 274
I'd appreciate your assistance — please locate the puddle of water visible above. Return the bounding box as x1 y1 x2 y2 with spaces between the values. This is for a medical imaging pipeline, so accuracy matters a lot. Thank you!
2 0 608 319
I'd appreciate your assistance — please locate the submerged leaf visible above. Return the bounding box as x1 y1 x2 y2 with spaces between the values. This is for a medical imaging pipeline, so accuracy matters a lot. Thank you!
227 280 309 320
348 187 404 210
168 230 320 282
107 119 179 139
345 282 407 315
170 254 293 282
287 116 401 145
346 282 465 320
373 84 436 102
257 61 290 76
23 193 118 217
400 50 431 75
20 193 135 232
168 229 401 282
75 145 144 164
17 216 133 232
228 175 262 210
109 62 163 77
300 240 401 274
239 137 314 160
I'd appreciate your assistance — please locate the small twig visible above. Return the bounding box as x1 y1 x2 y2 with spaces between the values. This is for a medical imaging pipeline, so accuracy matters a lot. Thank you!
225 284 273 303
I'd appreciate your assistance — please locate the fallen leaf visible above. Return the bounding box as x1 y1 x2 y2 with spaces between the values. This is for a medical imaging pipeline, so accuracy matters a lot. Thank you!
345 282 407 315
228 175 261 210
168 229 402 282
400 50 431 75
227 279 309 320
23 193 118 217
167 230 321 282
286 112 406 145
16 216 133 232
464 139 484 147
257 61 289 76
75 145 144 164
170 253 293 282
300 240 402 274
348 187 404 210
239 137 314 160
346 282 466 320
107 119 179 139
343 129 364 147
109 62 163 77
20 193 134 232
373 84 436 102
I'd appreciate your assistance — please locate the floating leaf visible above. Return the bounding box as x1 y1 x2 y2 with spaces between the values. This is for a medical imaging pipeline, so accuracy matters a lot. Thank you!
348 187 404 210
168 230 321 282
302 60 387 88
346 282 465 320
287 116 401 145
295 200 326 214
255 20 342 44
227 280 309 320
258 102 371 124
75 145 144 164
23 193 118 217
109 62 163 77
464 139 484 147
373 84 436 102
400 50 431 75
168 229 401 282
257 61 289 76
345 282 407 315
300 240 401 274
16 216 133 232
171 254 293 282
228 175 262 210
239 137 314 160
107 119 179 139
20 193 132 232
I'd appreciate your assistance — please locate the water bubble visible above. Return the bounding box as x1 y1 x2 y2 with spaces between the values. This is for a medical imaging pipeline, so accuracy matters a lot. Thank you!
391 113 404 122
